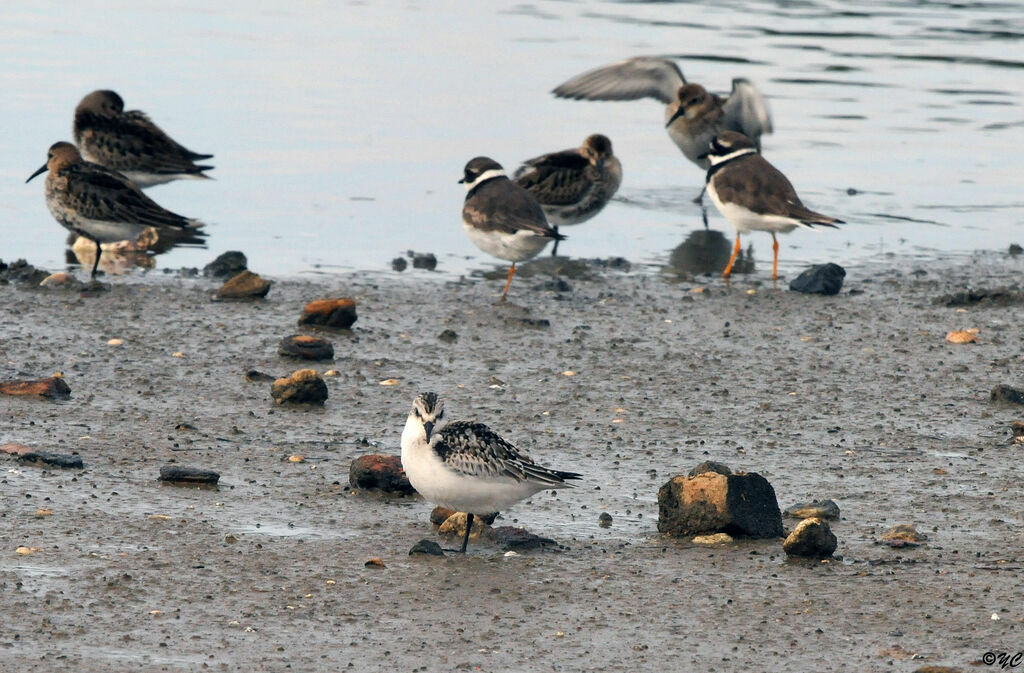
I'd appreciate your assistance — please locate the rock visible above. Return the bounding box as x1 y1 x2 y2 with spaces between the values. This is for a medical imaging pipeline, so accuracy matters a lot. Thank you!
391 257 407 272
784 499 841 520
688 461 732 477
692 533 733 545
934 287 1024 307
39 272 83 289
504 317 550 330
18 452 84 469
298 298 357 329
657 470 784 538
880 524 927 547
412 253 437 270
0 443 34 456
430 506 457 526
0 259 49 285
945 329 979 344
0 376 71 400
1010 243 1023 256
789 263 846 295
598 512 613 528
364 558 386 568
533 278 572 293
991 385 1024 405
348 454 414 495
438 512 490 541
203 251 248 278
244 370 277 383
278 335 334 361
485 526 555 551
271 369 328 405
438 329 458 343
783 517 838 558
215 270 271 300
159 465 220 484
409 539 444 556
1012 421 1024 444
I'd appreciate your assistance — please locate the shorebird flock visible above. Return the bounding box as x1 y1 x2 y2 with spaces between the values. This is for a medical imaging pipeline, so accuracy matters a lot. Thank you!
24 59 846 552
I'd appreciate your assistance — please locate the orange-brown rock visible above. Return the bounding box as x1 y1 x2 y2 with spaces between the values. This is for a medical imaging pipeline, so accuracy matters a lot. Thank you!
278 334 334 360
0 376 71 400
782 517 838 558
349 454 414 494
298 298 357 329
657 468 783 538
215 270 272 300
0 443 34 455
270 369 328 405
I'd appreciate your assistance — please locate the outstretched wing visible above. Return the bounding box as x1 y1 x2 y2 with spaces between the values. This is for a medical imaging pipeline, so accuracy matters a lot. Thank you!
553 57 686 105
721 79 773 149
434 421 580 485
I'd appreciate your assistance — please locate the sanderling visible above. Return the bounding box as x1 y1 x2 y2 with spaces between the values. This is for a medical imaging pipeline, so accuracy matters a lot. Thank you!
700 131 843 280
513 134 622 255
73 90 213 188
27 142 206 278
400 392 581 553
460 156 564 301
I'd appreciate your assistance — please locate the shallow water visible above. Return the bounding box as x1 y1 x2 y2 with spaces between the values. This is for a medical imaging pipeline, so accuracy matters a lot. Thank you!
1 1 1021 277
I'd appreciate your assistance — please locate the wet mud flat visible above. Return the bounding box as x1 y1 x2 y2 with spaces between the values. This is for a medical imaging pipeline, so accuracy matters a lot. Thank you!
2 253 1023 672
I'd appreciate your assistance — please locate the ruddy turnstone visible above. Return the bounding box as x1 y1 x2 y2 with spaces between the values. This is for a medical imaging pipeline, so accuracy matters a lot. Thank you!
27 142 206 278
73 90 214 188
552 57 771 199
460 156 564 301
513 134 622 255
701 131 843 280
400 392 581 553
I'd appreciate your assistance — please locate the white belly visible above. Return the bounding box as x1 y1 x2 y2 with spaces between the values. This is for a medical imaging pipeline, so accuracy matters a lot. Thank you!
707 181 800 234
463 221 551 262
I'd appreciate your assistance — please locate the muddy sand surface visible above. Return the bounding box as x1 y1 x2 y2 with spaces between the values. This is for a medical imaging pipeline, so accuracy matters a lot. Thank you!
2 254 1023 672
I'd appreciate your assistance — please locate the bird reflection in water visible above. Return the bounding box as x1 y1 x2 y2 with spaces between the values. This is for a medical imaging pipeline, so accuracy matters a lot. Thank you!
63 226 201 275
666 228 754 277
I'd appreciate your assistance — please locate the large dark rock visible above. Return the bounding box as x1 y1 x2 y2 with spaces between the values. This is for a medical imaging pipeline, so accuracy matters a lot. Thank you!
278 335 334 361
271 369 328 405
783 517 838 558
991 385 1024 405
19 452 84 469
159 465 220 484
203 251 248 278
658 469 783 538
789 263 846 295
485 526 555 551
0 376 71 400
215 270 271 300
298 298 357 329
349 454 414 494
784 499 841 520
409 539 444 556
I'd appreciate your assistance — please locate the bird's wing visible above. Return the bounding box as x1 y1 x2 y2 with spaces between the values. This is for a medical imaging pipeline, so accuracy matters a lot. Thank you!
76 110 213 175
552 57 685 105
463 180 560 238
514 150 597 206
434 421 573 485
722 79 773 147
65 164 199 231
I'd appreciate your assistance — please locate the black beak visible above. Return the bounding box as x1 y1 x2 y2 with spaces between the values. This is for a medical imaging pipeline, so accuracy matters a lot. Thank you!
665 106 685 128
457 177 466 184
696 151 710 160
26 163 47 183
423 421 434 442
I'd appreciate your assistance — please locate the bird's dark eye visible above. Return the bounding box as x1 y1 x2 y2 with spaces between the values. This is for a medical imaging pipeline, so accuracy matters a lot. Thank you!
413 408 421 418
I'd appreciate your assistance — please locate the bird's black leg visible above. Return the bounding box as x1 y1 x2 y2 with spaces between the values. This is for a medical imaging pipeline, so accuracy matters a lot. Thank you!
692 185 706 205
550 227 561 256
459 512 474 553
701 204 709 230
91 239 102 278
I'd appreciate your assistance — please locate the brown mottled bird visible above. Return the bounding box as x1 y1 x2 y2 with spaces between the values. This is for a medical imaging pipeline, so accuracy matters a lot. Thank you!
27 141 206 278
513 134 622 255
73 89 213 188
